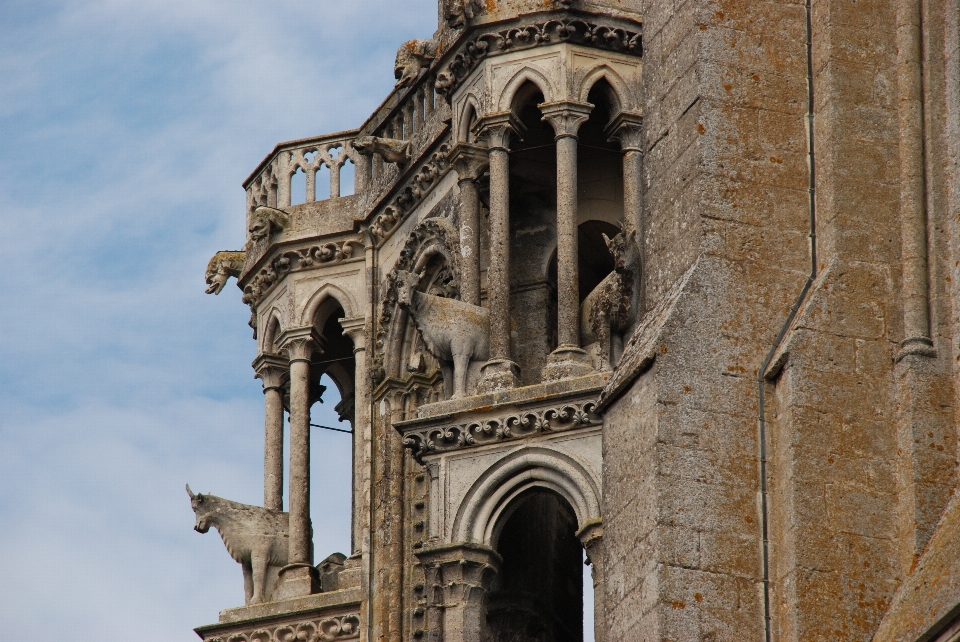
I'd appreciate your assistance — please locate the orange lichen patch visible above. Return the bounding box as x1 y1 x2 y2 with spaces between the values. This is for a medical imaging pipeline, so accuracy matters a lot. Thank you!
694 593 703 603
672 600 686 609
698 123 706 134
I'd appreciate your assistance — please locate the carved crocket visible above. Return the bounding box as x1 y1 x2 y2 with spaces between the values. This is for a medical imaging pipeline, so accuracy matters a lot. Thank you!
205 250 245 295
444 0 483 27
353 136 411 165
580 229 642 370
394 269 489 399
394 39 438 88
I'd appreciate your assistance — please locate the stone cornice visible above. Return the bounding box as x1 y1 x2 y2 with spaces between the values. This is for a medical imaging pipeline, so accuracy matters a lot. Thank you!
396 396 601 463
435 10 642 99
238 235 366 308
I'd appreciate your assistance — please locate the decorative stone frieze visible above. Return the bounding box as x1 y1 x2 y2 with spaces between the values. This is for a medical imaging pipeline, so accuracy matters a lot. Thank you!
199 613 361 642
399 399 600 462
435 16 642 98
241 239 365 307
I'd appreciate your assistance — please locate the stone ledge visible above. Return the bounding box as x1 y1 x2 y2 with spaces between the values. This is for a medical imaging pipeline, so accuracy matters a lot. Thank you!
210 587 362 625
413 372 609 420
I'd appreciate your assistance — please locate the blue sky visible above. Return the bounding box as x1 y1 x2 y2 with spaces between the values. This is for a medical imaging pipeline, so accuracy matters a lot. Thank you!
0 1 435 639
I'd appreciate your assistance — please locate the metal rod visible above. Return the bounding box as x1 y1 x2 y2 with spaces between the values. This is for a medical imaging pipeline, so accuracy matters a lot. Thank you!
310 422 353 434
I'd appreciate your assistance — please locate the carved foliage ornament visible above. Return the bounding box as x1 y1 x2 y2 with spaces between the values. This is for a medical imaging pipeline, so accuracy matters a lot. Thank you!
402 400 600 461
202 614 361 642
242 239 365 307
369 143 452 239
435 18 642 97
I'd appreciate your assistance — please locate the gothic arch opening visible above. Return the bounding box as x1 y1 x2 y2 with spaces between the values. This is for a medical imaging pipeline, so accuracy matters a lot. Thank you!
508 81 558 383
578 79 624 229
306 297 356 561
486 489 584 642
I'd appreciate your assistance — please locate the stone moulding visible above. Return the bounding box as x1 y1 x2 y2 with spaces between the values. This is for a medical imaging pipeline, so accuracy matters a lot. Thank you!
435 13 643 98
241 238 366 308
198 613 361 642
398 399 601 462
367 140 452 241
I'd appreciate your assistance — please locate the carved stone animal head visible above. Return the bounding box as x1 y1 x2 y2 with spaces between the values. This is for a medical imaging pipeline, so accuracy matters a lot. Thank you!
186 484 213 533
204 250 245 295
393 270 422 309
603 229 641 274
444 0 481 27
394 39 438 88
352 136 410 164
249 206 290 243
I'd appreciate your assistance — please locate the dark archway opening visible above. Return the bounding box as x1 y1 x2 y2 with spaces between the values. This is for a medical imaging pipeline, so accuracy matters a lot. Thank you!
486 490 584 642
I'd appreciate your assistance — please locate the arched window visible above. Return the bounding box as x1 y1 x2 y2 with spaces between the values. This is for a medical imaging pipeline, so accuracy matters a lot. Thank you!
486 490 585 642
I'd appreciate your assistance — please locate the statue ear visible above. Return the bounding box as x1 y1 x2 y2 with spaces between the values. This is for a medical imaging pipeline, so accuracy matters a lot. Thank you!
602 233 613 249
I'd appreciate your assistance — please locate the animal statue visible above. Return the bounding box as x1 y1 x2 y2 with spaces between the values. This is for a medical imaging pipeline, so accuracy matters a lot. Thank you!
444 0 483 27
186 484 289 605
394 269 489 398
205 250 246 295
353 136 412 165
394 39 438 88
579 229 642 370
249 205 291 242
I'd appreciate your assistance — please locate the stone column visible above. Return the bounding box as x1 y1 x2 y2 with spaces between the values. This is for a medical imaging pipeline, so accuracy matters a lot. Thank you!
540 101 595 381
416 543 501 642
474 112 524 392
338 315 367 556
449 142 489 306
276 326 323 599
253 353 289 512
606 111 645 242
577 519 606 642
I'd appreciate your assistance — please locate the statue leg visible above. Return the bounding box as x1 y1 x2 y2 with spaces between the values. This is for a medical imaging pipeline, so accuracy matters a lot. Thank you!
242 562 254 605
250 549 269 603
453 353 471 398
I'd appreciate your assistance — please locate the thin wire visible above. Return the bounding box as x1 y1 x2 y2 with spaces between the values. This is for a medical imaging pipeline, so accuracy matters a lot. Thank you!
310 422 353 434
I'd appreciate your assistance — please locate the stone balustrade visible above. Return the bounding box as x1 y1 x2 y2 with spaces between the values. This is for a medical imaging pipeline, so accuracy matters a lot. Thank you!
243 130 368 219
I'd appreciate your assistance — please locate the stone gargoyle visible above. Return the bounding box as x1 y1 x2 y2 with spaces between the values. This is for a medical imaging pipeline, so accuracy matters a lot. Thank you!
205 251 245 295
580 228 642 370
395 39 438 88
203 206 291 295
353 136 411 165
394 269 489 399
187 484 289 605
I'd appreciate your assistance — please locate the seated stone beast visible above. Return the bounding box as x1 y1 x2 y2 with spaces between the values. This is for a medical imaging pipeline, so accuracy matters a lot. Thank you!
394 269 489 398
580 229 642 370
353 136 411 165
187 484 289 605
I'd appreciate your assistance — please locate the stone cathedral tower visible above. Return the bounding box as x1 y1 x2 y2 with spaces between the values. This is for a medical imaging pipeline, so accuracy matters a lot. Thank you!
190 0 960 640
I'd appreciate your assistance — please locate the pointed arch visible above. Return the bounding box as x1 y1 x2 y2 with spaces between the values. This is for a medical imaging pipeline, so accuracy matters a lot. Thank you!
261 308 284 353
299 282 359 327
452 446 601 546
497 65 556 112
577 64 636 112
457 93 482 143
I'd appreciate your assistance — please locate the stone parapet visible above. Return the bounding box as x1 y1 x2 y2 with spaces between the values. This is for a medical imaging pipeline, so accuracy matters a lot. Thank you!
195 588 362 641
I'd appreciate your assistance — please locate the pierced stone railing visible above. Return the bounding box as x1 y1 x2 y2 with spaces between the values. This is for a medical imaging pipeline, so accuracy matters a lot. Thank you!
243 130 369 219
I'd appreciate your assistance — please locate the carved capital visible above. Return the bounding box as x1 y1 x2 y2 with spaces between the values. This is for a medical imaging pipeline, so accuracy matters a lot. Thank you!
253 352 289 391
605 110 644 152
448 142 489 183
416 542 501 606
277 326 324 362
539 100 593 139
338 315 366 350
473 111 526 151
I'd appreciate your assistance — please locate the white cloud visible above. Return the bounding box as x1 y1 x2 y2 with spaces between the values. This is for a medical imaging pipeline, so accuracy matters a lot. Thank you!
0 0 435 638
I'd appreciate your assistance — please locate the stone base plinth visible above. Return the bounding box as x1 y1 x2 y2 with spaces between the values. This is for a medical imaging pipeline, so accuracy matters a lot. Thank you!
542 345 595 381
274 563 320 601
